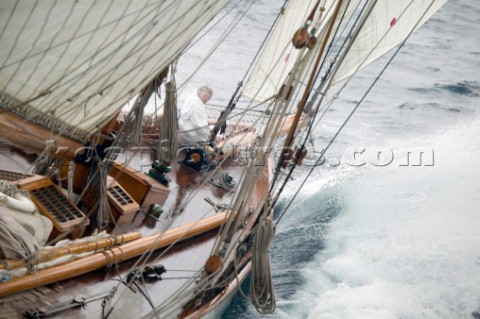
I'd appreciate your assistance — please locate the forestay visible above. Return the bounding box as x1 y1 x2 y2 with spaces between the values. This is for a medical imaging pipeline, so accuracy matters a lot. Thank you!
0 0 227 141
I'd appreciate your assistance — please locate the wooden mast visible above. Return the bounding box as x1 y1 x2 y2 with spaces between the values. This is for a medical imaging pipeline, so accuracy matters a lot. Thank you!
280 0 344 157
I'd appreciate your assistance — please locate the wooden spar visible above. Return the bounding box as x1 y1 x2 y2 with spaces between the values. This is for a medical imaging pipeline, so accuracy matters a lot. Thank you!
0 212 228 298
0 69 168 161
0 112 83 159
97 110 123 144
281 0 344 152
0 111 120 160
0 232 142 271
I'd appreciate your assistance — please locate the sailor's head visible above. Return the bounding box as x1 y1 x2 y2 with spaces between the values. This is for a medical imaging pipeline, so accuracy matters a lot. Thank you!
197 85 212 104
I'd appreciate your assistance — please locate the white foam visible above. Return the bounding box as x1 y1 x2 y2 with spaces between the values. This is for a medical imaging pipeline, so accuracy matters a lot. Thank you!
285 118 480 319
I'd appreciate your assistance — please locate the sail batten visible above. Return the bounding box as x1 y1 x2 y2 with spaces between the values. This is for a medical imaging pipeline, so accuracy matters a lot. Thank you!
0 0 228 141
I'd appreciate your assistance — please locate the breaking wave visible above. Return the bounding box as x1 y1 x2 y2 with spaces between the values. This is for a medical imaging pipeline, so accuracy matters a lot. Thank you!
281 117 480 319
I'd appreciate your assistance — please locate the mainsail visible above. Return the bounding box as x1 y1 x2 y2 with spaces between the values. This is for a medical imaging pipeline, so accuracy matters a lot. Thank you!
0 0 227 141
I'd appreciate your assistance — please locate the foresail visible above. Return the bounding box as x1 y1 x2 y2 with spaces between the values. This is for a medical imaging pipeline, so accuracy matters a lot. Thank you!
0 0 227 141
241 0 332 102
331 0 448 84
242 0 361 103
297 0 361 92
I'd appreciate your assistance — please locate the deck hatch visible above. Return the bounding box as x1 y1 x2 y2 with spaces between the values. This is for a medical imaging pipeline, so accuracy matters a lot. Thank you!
108 185 134 206
32 185 83 222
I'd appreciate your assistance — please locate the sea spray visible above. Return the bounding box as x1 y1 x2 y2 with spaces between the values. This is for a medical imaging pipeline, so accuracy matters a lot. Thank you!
287 118 480 319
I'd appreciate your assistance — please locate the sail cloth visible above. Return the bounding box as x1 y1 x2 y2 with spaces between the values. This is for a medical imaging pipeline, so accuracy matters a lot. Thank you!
0 210 39 261
331 0 448 84
242 0 323 102
0 0 228 141
242 0 354 102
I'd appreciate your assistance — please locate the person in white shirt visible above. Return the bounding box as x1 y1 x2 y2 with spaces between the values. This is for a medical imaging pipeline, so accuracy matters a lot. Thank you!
177 85 212 145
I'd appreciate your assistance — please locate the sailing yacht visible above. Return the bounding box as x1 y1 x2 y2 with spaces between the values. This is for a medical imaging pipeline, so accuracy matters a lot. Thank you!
0 1 448 318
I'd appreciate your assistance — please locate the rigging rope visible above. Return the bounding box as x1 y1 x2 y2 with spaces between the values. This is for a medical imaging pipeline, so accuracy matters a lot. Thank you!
131 97 146 147
2 1 222 142
274 0 439 225
209 0 287 140
268 0 357 205
304 0 365 115
93 150 111 231
105 0 324 315
178 0 255 96
184 0 246 52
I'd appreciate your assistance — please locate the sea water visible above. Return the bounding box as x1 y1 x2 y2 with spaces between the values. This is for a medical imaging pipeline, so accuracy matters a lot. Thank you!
172 0 480 318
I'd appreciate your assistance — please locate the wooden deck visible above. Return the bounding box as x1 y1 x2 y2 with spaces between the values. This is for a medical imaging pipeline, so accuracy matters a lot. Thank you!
0 143 269 318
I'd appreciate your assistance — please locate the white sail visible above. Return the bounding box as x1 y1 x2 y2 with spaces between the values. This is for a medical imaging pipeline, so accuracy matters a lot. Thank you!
331 0 448 84
242 0 361 102
296 0 361 92
0 0 227 141
241 0 326 102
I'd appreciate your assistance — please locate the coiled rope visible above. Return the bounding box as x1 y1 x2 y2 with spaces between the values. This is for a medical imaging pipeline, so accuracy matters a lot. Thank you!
249 217 276 314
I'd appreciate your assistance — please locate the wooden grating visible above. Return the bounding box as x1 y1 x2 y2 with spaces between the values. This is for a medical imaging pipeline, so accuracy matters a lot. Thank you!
13 173 88 239
106 178 139 225
31 185 84 222
108 161 170 208
108 185 134 206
